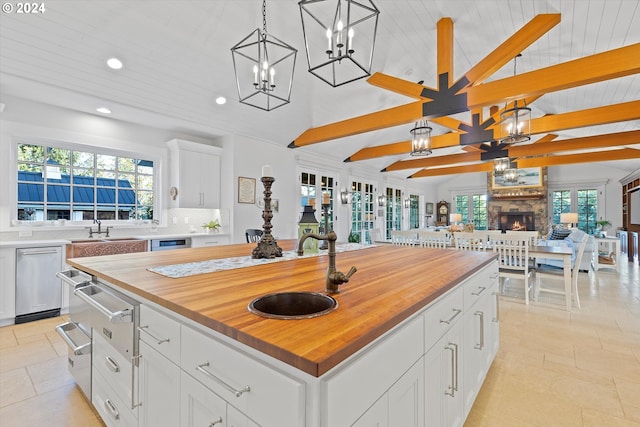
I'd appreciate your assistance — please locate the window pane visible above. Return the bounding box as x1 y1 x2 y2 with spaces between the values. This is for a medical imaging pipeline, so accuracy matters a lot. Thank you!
48 147 70 166
118 157 135 172
18 144 44 163
73 151 95 168
97 154 116 171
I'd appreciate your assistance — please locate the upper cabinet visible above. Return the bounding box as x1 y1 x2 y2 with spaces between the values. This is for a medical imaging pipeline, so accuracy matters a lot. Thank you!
168 139 222 209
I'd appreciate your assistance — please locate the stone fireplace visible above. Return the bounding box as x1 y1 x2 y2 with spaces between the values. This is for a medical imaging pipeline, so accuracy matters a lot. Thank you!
498 211 535 232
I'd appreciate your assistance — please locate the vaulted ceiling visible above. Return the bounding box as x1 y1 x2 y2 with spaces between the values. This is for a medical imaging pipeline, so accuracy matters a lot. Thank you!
1 0 638 179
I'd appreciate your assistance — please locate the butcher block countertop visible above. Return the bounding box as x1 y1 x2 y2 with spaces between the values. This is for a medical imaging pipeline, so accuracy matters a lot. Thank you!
67 240 497 377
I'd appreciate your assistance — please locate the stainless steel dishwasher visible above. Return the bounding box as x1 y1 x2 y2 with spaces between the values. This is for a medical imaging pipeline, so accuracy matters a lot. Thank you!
15 246 63 324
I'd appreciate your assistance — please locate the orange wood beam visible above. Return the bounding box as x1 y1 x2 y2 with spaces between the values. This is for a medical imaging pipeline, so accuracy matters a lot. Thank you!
438 18 454 86
516 149 640 168
464 14 561 86
431 116 465 131
366 72 430 100
529 100 640 134
346 133 460 162
509 130 640 157
466 43 640 107
384 152 481 172
410 163 494 178
290 101 423 147
532 134 559 144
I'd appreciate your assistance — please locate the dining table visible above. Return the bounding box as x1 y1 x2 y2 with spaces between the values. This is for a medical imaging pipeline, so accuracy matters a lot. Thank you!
529 244 574 311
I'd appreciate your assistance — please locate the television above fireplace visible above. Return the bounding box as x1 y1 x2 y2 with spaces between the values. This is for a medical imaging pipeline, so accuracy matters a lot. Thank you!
499 211 535 232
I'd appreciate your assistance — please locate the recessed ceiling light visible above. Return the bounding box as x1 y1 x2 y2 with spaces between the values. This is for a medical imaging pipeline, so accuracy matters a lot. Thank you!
96 107 111 114
106 57 123 70
215 96 227 105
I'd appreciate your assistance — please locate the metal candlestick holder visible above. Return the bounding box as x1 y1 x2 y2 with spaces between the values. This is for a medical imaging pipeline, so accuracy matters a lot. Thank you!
252 176 283 259
319 203 330 250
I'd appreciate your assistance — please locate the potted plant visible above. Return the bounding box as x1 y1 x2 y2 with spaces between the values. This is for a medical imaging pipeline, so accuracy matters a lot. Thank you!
347 230 360 243
595 219 611 237
202 219 221 233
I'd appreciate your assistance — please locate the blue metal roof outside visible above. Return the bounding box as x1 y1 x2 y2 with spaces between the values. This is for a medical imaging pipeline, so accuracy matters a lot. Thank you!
18 171 137 205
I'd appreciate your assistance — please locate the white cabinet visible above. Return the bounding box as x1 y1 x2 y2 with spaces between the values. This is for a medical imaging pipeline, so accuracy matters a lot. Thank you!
0 247 16 325
168 139 222 209
425 319 464 427
139 340 181 427
352 359 424 427
181 371 227 427
190 234 230 248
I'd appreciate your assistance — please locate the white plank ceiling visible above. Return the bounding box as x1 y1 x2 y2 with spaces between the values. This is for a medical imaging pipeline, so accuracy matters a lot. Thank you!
1 0 639 177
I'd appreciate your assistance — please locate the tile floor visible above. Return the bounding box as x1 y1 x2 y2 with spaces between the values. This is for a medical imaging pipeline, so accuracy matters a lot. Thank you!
0 261 638 427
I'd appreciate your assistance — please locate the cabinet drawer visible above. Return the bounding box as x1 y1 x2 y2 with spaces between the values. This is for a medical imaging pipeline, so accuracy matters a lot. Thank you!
139 304 181 364
463 261 499 311
93 333 134 407
424 285 464 352
181 325 304 427
93 368 137 427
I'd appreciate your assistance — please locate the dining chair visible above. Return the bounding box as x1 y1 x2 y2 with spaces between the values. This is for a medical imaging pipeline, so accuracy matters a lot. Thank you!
417 230 449 248
390 230 416 246
492 237 533 304
505 230 539 246
453 232 485 251
245 229 264 243
534 234 589 309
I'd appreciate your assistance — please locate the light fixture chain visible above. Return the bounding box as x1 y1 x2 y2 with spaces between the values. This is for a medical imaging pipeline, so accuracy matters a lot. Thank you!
262 0 267 36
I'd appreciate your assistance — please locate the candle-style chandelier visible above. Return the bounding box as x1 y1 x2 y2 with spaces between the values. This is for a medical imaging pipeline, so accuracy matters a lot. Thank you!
231 0 297 111
298 0 380 87
410 120 432 156
500 54 531 143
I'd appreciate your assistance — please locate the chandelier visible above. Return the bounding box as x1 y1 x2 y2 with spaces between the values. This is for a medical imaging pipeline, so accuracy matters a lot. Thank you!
493 157 511 174
500 54 531 143
298 0 380 87
231 0 297 111
410 120 432 156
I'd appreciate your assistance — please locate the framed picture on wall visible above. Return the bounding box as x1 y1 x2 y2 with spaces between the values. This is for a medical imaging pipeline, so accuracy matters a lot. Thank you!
238 177 256 204
492 167 542 189
425 202 434 215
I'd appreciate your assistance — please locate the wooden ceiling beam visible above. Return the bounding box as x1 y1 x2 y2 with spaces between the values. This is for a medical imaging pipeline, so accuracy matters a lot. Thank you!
383 152 481 172
345 132 460 162
466 43 640 107
509 130 640 157
289 101 423 148
410 163 494 178
464 14 561 86
516 149 640 168
438 18 454 86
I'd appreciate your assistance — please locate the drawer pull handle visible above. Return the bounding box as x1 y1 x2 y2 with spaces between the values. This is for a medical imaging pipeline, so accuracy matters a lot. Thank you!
474 311 484 350
105 355 120 373
138 325 170 345
104 398 120 420
209 417 223 426
492 291 500 322
196 362 251 397
439 308 462 325
471 286 486 296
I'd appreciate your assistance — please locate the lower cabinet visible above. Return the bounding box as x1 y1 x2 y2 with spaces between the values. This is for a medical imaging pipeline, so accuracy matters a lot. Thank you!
353 360 424 427
138 340 181 427
424 320 464 427
0 247 16 325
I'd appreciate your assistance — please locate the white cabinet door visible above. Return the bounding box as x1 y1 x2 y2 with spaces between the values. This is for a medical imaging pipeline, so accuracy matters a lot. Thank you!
139 340 181 427
0 248 16 324
227 405 259 427
388 360 424 427
425 320 464 427
352 397 388 427
178 149 221 209
181 371 227 427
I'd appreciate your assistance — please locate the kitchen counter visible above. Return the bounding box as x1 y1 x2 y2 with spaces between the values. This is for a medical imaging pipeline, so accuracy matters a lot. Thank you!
67 240 497 377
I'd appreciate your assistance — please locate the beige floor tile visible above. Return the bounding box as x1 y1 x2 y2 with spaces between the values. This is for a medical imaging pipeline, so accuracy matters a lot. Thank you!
27 355 75 395
0 327 17 350
0 367 35 408
0 339 58 374
0 383 104 427
575 346 640 383
582 407 640 427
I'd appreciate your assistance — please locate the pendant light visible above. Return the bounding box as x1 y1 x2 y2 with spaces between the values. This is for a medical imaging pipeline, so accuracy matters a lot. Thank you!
231 0 297 111
410 120 432 156
500 54 531 144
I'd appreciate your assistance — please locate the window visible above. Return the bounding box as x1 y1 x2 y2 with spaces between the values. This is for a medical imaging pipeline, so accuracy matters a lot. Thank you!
350 181 374 243
454 193 487 229
550 187 601 234
408 194 420 229
17 142 155 222
385 187 402 239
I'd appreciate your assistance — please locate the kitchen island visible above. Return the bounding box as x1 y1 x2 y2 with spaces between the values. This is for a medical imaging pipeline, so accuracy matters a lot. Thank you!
67 240 499 427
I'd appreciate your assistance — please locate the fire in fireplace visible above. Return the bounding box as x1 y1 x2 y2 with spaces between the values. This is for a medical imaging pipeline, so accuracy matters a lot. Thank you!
499 211 535 232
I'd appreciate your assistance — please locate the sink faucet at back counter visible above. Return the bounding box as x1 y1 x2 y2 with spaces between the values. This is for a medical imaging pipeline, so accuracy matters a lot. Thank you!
297 230 357 294
86 219 112 238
